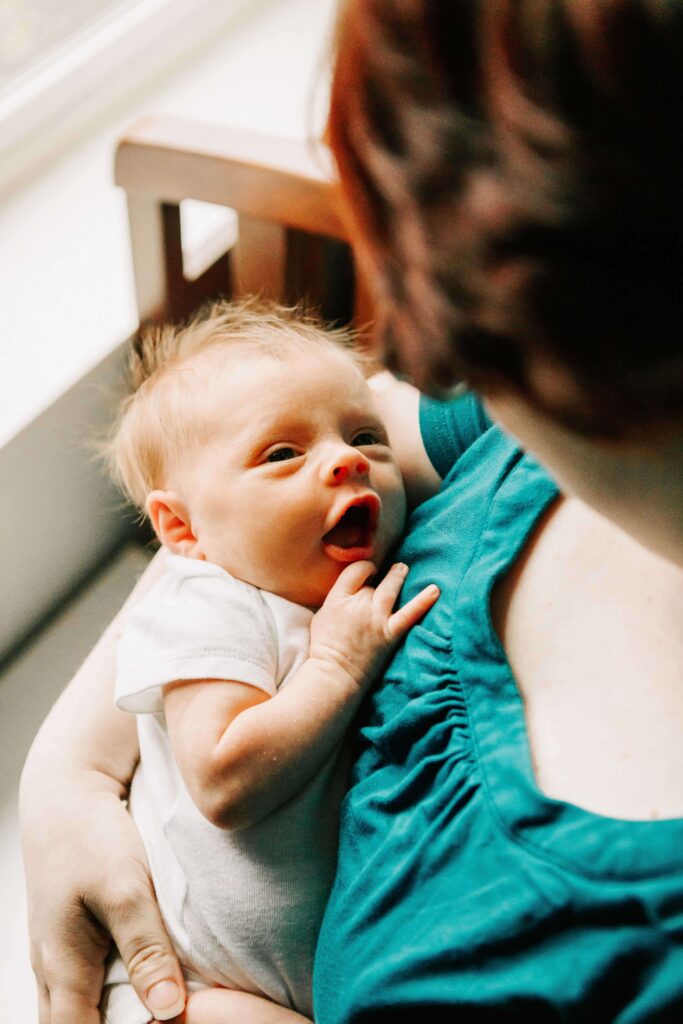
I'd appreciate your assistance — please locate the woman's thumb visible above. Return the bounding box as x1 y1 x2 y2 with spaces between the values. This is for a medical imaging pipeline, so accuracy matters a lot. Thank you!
107 890 186 1020
142 979 186 1021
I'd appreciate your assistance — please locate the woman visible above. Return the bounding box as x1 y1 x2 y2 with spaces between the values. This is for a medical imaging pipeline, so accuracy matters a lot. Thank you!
21 1 683 1021
315 3 683 1019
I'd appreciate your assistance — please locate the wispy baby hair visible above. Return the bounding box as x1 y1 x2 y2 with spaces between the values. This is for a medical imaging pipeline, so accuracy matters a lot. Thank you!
106 296 363 512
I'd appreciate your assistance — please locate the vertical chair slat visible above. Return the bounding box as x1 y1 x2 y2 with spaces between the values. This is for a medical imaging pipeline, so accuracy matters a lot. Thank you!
232 216 286 301
115 115 374 330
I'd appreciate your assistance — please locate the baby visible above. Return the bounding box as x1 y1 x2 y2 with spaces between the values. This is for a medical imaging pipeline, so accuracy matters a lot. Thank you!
100 299 439 1024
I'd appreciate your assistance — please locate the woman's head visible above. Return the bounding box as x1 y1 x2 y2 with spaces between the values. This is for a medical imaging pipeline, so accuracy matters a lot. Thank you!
329 0 683 437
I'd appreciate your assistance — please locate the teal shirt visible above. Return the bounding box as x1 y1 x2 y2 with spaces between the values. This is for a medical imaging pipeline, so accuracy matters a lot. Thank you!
314 392 683 1022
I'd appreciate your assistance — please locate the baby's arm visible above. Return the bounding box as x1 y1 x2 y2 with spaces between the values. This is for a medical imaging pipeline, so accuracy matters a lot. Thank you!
368 371 442 505
163 561 438 831
181 986 311 1023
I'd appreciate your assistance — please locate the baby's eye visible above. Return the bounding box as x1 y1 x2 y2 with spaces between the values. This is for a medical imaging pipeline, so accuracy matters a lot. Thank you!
266 447 298 463
352 431 380 447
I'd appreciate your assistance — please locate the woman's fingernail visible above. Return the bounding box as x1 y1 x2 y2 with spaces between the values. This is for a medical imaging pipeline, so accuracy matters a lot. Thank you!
396 563 408 574
146 980 184 1020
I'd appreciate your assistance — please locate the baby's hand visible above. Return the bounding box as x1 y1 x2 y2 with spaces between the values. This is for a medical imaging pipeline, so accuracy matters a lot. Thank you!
309 561 439 689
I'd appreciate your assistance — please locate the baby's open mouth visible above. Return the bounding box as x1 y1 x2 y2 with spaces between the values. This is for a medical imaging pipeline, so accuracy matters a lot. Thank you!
322 496 380 562
324 504 371 548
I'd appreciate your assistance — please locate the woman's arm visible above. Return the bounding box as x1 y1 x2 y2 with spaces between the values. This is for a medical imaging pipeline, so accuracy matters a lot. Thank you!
19 550 187 1024
368 371 442 506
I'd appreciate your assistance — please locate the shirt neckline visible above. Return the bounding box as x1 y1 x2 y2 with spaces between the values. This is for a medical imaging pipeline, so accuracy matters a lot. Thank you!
461 452 683 882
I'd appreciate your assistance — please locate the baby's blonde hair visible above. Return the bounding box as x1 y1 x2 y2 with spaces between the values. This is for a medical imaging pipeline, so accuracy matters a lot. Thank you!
105 297 367 512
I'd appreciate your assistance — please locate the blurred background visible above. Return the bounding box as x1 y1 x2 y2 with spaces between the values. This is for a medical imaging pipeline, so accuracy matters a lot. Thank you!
0 1 338 1018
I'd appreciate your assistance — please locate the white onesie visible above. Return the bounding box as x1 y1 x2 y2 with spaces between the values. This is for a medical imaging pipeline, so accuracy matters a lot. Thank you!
101 554 349 1024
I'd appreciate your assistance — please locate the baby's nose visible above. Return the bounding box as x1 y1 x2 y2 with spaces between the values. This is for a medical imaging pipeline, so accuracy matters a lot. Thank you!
329 450 370 484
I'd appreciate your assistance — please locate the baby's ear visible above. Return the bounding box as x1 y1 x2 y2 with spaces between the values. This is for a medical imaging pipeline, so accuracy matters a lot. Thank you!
146 490 199 557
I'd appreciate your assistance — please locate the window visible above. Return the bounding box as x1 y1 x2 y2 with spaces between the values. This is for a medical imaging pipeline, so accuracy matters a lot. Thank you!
0 0 257 193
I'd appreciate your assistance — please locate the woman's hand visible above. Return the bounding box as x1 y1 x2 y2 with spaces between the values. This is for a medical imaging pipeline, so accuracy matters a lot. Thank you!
19 550 186 1023
20 769 186 1023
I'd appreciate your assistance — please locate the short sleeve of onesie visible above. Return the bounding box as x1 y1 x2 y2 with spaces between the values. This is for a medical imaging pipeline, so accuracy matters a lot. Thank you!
116 555 279 714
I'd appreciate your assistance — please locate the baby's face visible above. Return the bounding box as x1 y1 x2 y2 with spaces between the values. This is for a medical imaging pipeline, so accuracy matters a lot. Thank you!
179 347 407 608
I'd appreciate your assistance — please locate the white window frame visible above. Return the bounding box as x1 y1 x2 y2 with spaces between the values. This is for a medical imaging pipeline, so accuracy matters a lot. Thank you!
0 0 260 195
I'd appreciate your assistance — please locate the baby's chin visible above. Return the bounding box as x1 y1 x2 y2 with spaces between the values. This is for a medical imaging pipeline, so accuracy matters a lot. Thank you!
214 561 338 610
283 566 346 611
262 562 352 611
216 551 392 610
300 538 399 609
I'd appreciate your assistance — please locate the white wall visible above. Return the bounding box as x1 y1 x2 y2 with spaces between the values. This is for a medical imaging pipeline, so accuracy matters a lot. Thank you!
0 343 134 660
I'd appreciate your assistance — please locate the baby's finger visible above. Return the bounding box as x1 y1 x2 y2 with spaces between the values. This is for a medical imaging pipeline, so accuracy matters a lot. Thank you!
372 563 409 615
328 560 377 596
386 583 440 641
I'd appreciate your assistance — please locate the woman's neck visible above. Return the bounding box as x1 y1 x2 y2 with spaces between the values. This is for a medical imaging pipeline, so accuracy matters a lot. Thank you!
486 393 683 568
548 430 683 570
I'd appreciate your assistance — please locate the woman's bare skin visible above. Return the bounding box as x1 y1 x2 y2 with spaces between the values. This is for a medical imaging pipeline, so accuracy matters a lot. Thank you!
494 495 683 821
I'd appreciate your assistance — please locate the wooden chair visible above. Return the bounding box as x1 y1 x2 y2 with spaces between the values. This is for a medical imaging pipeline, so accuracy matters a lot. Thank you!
114 115 373 329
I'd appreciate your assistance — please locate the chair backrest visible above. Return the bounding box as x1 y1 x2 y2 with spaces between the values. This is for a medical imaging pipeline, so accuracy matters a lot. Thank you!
114 115 373 328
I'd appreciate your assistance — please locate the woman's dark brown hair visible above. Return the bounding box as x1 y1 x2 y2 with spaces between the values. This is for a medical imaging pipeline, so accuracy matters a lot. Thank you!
329 0 683 435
